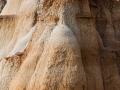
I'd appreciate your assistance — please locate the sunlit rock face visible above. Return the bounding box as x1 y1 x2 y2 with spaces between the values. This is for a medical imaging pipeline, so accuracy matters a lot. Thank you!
0 0 120 90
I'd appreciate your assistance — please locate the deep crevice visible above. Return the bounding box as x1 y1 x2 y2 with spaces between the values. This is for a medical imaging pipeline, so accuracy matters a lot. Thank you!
0 0 7 13
32 11 38 26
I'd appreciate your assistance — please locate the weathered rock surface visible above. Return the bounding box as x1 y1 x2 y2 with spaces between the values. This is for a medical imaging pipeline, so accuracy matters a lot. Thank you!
0 0 120 90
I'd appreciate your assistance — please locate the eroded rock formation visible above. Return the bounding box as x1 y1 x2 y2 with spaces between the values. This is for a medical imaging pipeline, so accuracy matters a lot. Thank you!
0 0 120 90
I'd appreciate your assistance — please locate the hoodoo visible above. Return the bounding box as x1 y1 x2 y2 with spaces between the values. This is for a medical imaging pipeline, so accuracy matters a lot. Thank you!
0 0 120 90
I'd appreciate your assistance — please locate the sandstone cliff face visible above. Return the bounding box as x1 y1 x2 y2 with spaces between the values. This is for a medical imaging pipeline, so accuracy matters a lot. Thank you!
0 0 120 90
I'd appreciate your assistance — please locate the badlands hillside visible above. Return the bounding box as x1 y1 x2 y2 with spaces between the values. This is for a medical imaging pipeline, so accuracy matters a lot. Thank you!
0 0 120 90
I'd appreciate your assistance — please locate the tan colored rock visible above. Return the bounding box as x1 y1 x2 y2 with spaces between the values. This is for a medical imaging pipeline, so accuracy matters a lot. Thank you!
0 0 120 90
